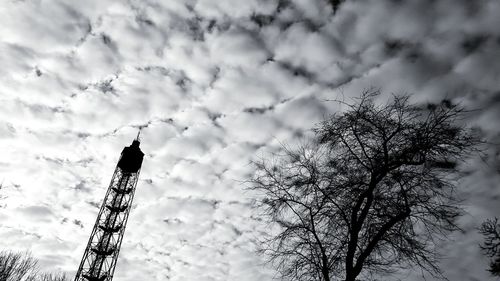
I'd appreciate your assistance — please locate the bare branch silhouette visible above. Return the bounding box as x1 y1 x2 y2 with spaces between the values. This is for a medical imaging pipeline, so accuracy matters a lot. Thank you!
479 217 500 276
250 92 480 281
0 251 69 281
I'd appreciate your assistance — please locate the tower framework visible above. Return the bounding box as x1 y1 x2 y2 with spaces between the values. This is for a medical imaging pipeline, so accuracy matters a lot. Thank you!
75 137 144 281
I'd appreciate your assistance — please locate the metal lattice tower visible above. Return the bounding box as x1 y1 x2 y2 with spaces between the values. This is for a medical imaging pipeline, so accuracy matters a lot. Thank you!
75 135 144 281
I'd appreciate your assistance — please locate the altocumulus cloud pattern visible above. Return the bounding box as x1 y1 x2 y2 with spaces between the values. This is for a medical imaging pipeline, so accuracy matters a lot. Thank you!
0 0 499 280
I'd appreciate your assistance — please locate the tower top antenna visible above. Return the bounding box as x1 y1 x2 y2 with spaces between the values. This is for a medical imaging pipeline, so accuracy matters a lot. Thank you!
136 129 141 142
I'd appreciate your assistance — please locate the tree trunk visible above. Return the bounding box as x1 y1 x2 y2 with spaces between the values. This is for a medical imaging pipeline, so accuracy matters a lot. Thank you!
321 252 331 281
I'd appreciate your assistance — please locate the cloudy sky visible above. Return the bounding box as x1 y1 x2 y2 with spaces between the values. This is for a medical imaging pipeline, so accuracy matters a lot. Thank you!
1 0 499 280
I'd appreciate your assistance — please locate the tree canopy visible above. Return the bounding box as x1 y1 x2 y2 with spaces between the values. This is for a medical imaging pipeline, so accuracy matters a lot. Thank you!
0 251 68 281
251 93 479 281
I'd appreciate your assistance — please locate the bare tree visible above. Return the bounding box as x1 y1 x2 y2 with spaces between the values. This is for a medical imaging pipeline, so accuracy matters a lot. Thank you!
0 251 68 281
479 217 500 276
38 273 69 281
251 92 479 281
0 251 38 281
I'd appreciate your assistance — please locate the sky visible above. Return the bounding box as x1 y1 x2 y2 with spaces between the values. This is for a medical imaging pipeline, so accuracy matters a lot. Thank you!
0 0 499 280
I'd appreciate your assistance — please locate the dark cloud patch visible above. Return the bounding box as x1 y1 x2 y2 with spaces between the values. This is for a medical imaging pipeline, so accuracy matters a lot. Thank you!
136 65 170 76
208 111 224 122
461 34 490 54
230 224 243 236
277 0 293 12
243 104 274 114
186 16 205 41
95 78 115 94
383 39 412 56
86 201 100 209
76 132 91 139
329 0 346 13
37 156 94 168
206 19 232 33
77 22 94 46
250 14 275 28
14 100 68 117
18 205 54 221
175 75 192 92
276 60 316 81
73 219 84 228
135 15 155 27
101 33 116 50
163 218 183 224
37 155 64 165
76 84 89 91
249 1 324 32
209 66 221 88
72 181 91 193
207 19 217 32
35 67 42 77
159 118 174 124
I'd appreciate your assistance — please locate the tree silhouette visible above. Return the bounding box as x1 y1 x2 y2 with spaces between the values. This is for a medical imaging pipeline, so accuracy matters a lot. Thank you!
0 251 68 281
251 92 479 281
38 273 69 281
479 217 500 276
0 251 37 281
